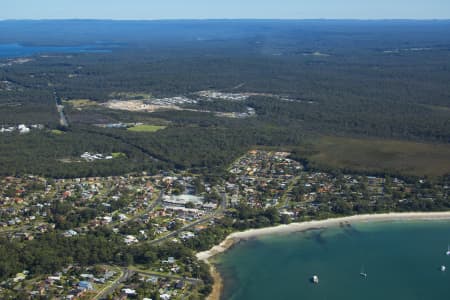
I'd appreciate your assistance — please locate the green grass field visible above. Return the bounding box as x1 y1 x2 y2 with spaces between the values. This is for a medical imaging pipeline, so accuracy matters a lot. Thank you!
51 129 65 135
127 124 166 132
65 99 98 108
300 136 450 177
111 152 127 159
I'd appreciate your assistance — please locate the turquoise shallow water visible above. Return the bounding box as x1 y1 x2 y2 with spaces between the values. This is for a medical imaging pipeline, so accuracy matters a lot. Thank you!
217 220 450 300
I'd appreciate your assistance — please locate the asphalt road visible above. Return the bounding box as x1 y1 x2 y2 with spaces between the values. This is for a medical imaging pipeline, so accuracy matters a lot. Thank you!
94 267 134 300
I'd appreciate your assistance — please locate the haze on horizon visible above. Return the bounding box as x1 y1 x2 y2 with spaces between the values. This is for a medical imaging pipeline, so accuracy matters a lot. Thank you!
2 0 450 20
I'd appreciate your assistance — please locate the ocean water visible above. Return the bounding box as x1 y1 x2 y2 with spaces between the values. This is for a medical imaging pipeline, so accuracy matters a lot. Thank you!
0 43 111 58
217 220 450 300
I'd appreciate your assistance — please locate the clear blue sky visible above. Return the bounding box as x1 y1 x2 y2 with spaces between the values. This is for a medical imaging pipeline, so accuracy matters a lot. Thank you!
2 0 450 20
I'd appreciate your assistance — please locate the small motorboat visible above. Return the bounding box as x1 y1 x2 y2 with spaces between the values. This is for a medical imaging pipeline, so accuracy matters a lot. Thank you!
360 265 367 279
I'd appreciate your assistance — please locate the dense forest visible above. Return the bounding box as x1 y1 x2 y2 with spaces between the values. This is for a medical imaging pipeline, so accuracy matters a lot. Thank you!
0 20 449 178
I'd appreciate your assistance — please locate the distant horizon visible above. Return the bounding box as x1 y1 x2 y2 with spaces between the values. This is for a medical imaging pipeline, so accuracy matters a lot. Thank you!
1 18 450 22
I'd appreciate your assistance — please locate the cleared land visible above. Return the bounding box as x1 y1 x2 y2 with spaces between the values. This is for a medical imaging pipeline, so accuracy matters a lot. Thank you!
65 99 98 108
302 136 450 177
104 100 180 113
127 124 167 132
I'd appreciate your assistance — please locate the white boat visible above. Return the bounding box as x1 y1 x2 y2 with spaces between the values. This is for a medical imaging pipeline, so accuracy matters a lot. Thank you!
360 265 367 278
446 245 450 256
311 275 319 284
441 265 446 272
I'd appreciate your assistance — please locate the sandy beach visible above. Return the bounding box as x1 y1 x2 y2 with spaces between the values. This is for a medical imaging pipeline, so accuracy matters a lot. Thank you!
196 211 450 300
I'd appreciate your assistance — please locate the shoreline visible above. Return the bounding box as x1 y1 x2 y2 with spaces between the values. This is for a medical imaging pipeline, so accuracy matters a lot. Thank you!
196 211 450 300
